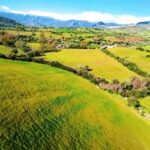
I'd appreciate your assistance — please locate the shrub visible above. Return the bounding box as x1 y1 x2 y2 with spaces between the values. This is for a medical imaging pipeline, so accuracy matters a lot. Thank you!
136 47 144 51
112 79 120 84
128 97 140 108
22 45 32 52
10 48 18 54
27 51 42 57
0 53 6 58
121 82 133 90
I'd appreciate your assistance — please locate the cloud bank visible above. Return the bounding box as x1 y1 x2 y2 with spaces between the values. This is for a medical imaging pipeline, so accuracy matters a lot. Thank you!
0 6 150 24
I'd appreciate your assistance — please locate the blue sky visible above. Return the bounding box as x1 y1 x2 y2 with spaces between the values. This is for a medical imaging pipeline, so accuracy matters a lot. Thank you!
0 0 150 24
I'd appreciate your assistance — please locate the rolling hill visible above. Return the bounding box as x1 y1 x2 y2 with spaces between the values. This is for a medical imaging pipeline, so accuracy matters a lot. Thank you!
0 58 150 150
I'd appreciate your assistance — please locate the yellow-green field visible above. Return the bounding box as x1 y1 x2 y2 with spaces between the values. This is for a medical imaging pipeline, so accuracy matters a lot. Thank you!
0 45 11 55
0 58 150 150
144 46 150 50
27 43 41 51
109 47 150 73
0 45 25 56
43 49 140 82
141 97 150 112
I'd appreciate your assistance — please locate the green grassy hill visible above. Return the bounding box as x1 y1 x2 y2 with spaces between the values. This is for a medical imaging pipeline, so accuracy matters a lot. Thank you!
0 58 150 150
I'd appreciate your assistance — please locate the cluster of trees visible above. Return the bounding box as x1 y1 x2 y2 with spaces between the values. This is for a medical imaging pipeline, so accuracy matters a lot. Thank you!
136 47 150 52
16 34 38 43
0 31 16 47
40 32 59 51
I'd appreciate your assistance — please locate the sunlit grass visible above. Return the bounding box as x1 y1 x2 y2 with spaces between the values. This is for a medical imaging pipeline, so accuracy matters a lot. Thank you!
27 42 41 50
141 97 150 112
43 49 139 82
0 58 150 150
0 45 11 55
109 47 150 73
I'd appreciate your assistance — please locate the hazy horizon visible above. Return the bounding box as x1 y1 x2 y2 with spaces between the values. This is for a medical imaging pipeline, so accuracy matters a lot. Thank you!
0 0 150 24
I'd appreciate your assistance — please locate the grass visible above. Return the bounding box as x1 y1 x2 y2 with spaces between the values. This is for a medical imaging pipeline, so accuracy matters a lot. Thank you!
141 97 150 112
27 42 41 51
0 45 11 55
43 49 139 82
109 47 150 73
144 46 150 50
0 58 150 150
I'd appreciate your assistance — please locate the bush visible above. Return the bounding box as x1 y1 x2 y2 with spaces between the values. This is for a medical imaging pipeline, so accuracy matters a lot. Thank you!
128 97 140 108
26 51 42 57
112 79 120 84
10 48 18 54
0 53 6 58
22 45 32 52
121 82 133 90
136 47 144 51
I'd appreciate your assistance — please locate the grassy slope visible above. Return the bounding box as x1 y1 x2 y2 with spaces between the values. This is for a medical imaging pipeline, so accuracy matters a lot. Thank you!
0 59 150 150
109 47 150 73
43 49 139 82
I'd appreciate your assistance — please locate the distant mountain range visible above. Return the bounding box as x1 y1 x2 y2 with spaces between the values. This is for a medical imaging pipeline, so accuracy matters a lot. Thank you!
0 11 150 28
137 21 150 26
0 16 20 27
0 11 121 28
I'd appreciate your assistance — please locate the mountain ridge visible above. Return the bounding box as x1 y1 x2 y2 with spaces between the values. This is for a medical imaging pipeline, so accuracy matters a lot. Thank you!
0 16 20 27
0 11 121 28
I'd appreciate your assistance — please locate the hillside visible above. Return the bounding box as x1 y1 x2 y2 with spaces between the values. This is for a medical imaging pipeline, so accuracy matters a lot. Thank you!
0 16 19 27
0 58 150 150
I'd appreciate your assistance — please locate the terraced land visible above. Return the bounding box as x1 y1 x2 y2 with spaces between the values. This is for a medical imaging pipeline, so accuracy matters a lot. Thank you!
0 58 150 150
109 47 150 73
43 49 140 82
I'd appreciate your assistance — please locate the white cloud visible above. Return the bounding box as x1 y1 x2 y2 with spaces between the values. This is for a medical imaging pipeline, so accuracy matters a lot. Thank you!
0 6 10 10
1 6 150 24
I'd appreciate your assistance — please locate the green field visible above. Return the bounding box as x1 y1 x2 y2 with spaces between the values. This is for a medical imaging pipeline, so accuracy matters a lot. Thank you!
0 58 150 150
27 43 41 51
109 47 150 73
43 49 140 82
141 97 150 112
0 45 11 55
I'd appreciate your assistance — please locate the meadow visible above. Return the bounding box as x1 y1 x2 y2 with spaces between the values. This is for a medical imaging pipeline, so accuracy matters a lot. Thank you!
141 97 150 112
43 49 140 82
1 58 150 150
108 47 150 73
0 45 11 55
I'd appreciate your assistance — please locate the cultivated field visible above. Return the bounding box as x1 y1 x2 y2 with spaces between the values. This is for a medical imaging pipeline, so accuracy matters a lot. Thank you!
43 49 140 82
